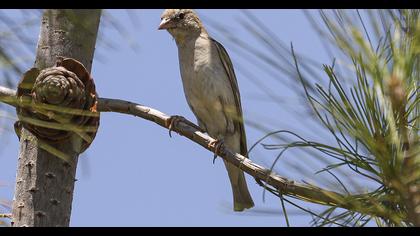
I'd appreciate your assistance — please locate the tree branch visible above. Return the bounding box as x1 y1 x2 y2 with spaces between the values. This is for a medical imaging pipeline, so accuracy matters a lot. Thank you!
0 86 17 107
0 85 402 222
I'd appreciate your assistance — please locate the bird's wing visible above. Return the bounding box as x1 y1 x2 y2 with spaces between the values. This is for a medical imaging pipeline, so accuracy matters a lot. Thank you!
210 37 248 157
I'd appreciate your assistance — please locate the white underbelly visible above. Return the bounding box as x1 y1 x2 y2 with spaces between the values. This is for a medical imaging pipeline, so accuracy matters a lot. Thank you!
183 73 228 138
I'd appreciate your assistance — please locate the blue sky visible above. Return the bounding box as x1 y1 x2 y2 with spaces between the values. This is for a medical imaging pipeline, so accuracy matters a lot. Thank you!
0 9 353 226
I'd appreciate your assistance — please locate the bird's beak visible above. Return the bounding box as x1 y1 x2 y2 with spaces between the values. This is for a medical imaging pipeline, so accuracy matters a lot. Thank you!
158 18 175 30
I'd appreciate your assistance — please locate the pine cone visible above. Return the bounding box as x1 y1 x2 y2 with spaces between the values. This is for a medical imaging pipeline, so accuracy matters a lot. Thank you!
16 57 100 154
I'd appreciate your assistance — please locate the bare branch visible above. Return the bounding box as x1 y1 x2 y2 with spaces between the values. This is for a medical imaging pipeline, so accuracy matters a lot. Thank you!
0 85 401 221
0 86 17 107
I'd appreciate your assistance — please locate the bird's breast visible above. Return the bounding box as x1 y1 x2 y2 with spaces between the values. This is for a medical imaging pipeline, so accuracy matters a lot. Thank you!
178 43 215 105
178 42 228 137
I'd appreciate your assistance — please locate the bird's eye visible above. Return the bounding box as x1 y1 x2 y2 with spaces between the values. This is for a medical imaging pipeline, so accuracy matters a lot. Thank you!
178 13 185 19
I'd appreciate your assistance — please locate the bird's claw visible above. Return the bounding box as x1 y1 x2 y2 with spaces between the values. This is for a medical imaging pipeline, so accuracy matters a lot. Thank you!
167 115 184 138
209 139 224 164
212 152 218 164
255 178 265 187
167 115 206 138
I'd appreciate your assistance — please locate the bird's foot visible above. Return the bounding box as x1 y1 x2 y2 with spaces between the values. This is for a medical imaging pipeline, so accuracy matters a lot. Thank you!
167 115 205 138
255 178 265 187
167 115 183 138
208 138 225 164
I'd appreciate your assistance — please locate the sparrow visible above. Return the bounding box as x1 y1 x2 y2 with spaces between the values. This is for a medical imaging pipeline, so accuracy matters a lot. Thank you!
158 9 254 211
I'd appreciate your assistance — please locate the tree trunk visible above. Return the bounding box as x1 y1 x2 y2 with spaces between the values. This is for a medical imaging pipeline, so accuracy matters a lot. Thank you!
11 9 101 227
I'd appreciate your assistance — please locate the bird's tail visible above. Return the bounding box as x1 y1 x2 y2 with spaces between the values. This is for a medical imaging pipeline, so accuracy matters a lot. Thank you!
224 160 254 211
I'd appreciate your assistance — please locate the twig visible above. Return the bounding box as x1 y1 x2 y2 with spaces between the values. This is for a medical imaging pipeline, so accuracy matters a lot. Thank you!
0 86 17 107
0 85 402 221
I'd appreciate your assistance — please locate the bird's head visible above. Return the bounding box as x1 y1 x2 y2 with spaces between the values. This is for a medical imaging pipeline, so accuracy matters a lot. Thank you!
158 9 206 43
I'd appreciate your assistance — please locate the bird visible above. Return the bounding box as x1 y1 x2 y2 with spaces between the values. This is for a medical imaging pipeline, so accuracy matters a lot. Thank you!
158 9 254 211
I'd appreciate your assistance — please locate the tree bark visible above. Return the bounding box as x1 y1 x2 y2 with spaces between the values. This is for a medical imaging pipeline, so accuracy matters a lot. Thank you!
11 9 101 227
